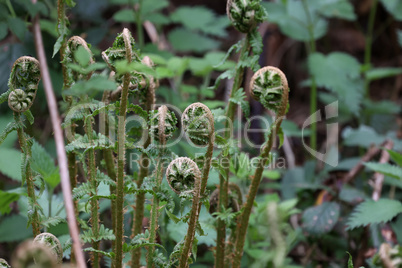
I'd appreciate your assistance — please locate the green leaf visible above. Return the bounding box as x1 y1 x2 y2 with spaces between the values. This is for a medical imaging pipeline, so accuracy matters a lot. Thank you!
65 0 76 7
170 6 228 37
0 190 21 214
41 216 66 228
379 0 402 20
141 0 168 15
346 199 402 230
7 17 26 41
65 76 117 96
347 252 353 268
397 30 402 48
317 0 356 21
31 141 60 188
342 125 385 147
364 162 402 179
0 214 32 242
302 202 340 235
0 21 7 41
81 224 115 243
308 52 363 115
74 46 91 67
366 67 402 81
229 88 250 118
113 10 136 23
386 149 402 167
0 148 21 181
168 28 220 53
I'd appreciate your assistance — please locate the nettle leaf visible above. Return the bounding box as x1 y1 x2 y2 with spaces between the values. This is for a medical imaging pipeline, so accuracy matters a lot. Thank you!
366 67 402 81
141 0 169 15
168 28 220 53
302 202 340 235
31 141 60 188
346 199 402 230
0 190 21 214
0 22 7 41
263 0 328 42
308 52 363 115
0 148 22 181
386 149 402 167
379 0 402 21
316 0 356 21
170 6 228 38
64 76 117 96
113 10 136 23
364 162 402 179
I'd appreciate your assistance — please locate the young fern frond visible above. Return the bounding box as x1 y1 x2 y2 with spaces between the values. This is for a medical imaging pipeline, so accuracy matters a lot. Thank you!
0 259 10 268
147 105 177 268
232 66 289 268
11 240 58 268
33 233 63 264
7 57 41 113
226 0 266 33
166 157 202 268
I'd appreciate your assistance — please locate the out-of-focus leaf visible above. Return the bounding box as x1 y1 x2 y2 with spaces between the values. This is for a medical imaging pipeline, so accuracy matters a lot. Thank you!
364 162 402 179
308 52 363 115
7 17 26 41
302 202 340 235
366 67 402 81
379 0 402 20
0 190 21 214
0 148 21 181
0 22 8 41
31 141 60 188
113 10 135 23
168 28 220 53
0 214 32 242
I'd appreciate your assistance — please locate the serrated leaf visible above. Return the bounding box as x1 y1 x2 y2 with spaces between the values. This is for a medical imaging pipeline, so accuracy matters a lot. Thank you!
229 88 250 118
317 0 356 21
364 162 402 179
81 224 115 243
0 148 21 181
308 52 363 115
302 202 340 235
31 141 60 188
41 216 66 228
386 149 402 167
0 214 32 242
346 199 402 230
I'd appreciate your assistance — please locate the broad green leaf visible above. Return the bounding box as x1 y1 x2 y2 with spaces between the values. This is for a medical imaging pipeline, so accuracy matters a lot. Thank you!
364 162 402 179
263 0 328 41
342 125 385 147
168 28 220 53
379 0 402 20
308 52 363 115
170 6 228 38
0 22 7 41
115 60 156 77
31 141 60 188
302 202 340 235
0 214 32 242
346 199 402 230
65 76 117 96
141 0 168 15
74 46 91 67
363 99 401 115
366 67 402 81
65 0 76 7
386 149 402 167
398 30 402 48
7 17 26 41
147 13 170 25
0 190 21 214
317 0 356 21
0 148 21 181
113 10 136 23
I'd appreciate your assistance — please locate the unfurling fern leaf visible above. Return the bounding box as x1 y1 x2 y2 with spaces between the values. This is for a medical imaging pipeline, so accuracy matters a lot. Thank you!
33 233 63 264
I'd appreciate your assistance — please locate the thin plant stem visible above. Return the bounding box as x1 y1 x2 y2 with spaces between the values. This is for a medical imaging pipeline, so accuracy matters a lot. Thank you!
216 34 251 268
15 113 40 236
301 0 317 153
135 0 144 48
364 0 378 98
85 116 100 268
115 28 133 268
6 0 16 18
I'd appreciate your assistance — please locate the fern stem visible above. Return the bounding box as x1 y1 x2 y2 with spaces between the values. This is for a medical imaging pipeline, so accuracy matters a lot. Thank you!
147 157 164 268
15 113 40 236
85 116 100 268
232 131 274 268
364 0 378 98
216 33 251 268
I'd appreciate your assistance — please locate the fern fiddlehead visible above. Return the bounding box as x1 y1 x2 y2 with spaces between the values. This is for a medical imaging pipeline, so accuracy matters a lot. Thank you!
5 57 42 236
11 240 58 268
0 259 10 268
182 103 214 214
226 0 265 34
33 233 63 264
7 56 41 113
147 105 177 268
232 66 289 268
166 157 202 268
